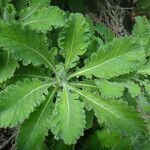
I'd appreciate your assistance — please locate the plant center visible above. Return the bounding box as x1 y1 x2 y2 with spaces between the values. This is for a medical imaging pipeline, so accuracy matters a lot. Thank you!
55 64 67 85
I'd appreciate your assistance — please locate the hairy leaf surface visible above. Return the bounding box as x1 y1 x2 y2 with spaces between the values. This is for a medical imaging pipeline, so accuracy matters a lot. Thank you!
0 20 56 71
51 84 86 144
95 80 125 98
69 37 145 79
15 65 52 81
0 51 18 83
133 16 150 56
17 88 57 150
124 81 141 98
95 80 141 98
22 6 66 33
82 130 132 150
58 13 90 70
133 16 150 39
0 78 55 127
138 61 150 75
20 0 50 20
71 87 146 134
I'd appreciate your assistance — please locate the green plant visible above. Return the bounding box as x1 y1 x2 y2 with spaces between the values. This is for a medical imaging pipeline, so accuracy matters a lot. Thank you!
0 0 150 150
137 0 150 11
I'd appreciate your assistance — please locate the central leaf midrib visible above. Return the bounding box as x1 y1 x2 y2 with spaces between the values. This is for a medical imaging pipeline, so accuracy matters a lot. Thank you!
65 24 76 70
2 82 56 114
64 85 70 130
20 2 41 21
70 48 140 78
72 87 122 119
72 87 135 129
23 18 50 25
5 41 55 72
16 73 52 80
70 82 98 89
23 44 55 71
22 88 57 149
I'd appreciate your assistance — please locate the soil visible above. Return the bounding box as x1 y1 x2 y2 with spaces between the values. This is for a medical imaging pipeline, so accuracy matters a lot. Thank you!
0 128 15 150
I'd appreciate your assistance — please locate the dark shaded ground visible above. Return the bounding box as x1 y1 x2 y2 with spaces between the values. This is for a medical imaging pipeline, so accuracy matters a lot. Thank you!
0 128 16 150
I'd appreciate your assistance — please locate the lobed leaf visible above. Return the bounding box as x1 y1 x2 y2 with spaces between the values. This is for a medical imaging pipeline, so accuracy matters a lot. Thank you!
132 16 150 56
19 0 50 20
124 81 141 98
58 13 90 70
82 130 132 150
0 51 18 83
95 23 114 43
132 16 150 39
95 80 124 98
138 61 150 75
14 65 52 81
17 88 57 150
71 87 147 135
0 20 56 72
70 80 97 89
0 2 16 21
95 80 141 98
50 84 86 144
69 37 145 79
22 6 66 33
0 78 56 127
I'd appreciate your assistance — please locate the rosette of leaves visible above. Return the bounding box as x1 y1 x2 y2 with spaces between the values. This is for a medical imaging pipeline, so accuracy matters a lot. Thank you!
0 1 150 150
